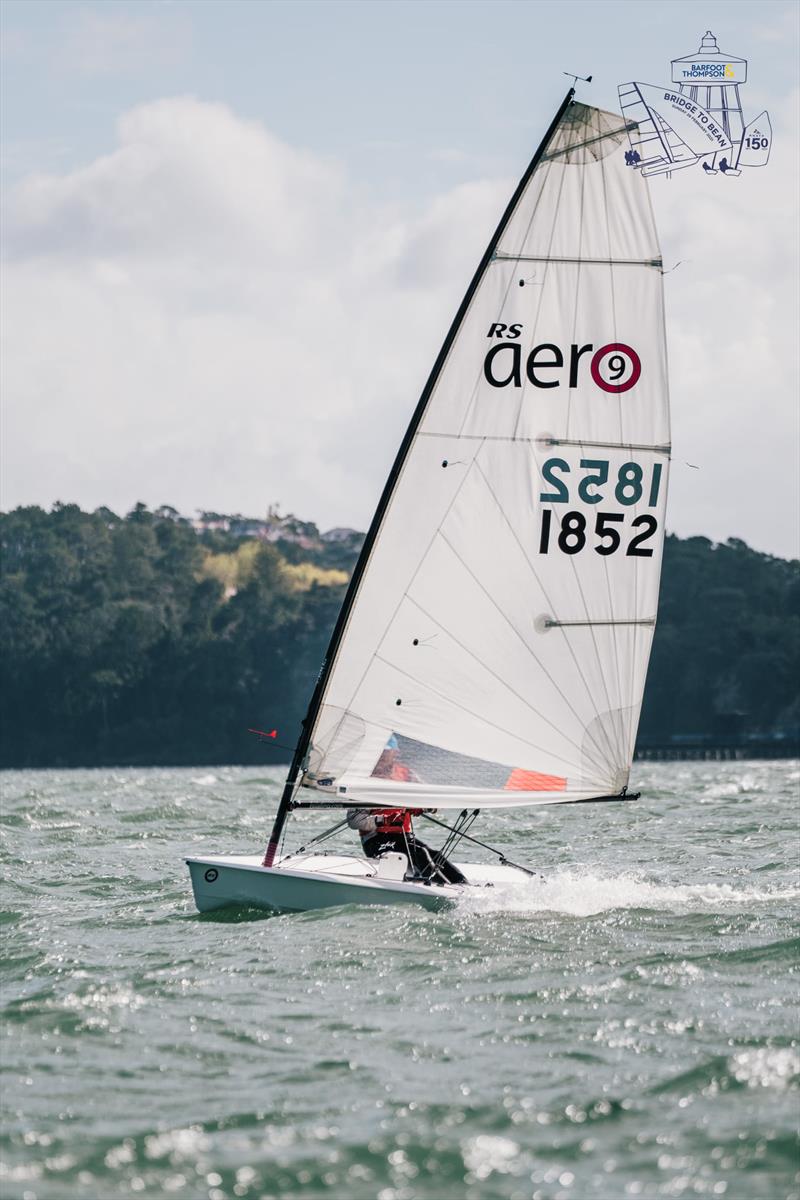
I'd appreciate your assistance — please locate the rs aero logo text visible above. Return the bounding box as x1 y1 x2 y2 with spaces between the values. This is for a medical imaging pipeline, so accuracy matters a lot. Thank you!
483 324 641 395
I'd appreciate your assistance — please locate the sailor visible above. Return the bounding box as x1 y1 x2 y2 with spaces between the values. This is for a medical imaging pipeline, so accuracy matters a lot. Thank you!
346 807 467 885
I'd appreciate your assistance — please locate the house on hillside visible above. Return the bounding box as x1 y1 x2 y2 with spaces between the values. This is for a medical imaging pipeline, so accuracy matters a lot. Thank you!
192 512 231 533
321 527 360 543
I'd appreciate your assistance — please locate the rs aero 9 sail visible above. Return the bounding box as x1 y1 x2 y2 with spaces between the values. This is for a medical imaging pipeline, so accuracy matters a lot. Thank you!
265 92 670 864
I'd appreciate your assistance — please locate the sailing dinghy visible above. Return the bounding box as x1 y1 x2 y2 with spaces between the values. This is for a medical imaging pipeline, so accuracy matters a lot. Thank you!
187 89 670 915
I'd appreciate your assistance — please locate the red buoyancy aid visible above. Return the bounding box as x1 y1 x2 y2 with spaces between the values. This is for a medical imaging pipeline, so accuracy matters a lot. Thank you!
375 808 412 836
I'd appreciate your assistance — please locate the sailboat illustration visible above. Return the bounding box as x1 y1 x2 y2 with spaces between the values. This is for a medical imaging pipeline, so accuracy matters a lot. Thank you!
617 83 711 177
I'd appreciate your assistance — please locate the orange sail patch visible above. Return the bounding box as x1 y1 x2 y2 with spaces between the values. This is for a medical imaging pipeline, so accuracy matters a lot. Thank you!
504 768 567 792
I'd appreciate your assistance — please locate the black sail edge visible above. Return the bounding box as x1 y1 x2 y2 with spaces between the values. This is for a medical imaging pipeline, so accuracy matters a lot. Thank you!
263 86 576 865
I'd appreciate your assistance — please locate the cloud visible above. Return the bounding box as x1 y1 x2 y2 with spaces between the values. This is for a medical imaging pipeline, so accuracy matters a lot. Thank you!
648 94 799 557
1 97 505 531
1 93 797 558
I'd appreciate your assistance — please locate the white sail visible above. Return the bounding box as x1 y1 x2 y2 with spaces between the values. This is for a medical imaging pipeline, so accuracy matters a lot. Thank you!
302 101 670 810
735 112 772 168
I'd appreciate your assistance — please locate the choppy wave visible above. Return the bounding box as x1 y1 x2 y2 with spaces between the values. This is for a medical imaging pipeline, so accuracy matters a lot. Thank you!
652 1047 800 1095
456 868 800 917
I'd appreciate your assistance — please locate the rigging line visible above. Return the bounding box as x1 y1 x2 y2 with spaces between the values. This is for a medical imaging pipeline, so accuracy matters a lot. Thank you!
451 808 479 855
282 817 350 860
471 459 618 773
431 807 469 870
372 650 575 770
419 812 540 879
432 809 480 876
402 591 590 766
434 809 461 861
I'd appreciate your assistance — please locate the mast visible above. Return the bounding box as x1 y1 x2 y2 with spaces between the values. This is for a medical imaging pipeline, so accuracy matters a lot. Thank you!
263 87 576 866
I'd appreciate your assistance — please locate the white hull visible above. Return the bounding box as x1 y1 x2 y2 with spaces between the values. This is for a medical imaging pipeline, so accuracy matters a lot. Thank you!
186 853 519 915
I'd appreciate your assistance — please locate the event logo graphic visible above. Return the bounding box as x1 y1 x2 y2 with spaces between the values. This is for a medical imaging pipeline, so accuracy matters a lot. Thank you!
618 31 772 180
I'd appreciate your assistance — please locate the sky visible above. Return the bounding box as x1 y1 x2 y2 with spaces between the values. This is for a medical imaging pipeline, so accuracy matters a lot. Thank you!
1 0 798 558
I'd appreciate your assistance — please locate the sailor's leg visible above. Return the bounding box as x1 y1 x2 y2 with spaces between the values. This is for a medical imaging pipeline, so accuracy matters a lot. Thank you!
414 838 468 885
437 857 468 886
406 837 438 879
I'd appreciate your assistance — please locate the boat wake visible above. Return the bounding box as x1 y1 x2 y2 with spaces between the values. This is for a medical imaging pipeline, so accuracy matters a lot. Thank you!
456 868 800 917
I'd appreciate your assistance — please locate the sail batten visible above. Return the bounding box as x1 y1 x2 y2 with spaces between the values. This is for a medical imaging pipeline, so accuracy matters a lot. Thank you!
541 124 637 161
272 96 669 824
493 254 662 267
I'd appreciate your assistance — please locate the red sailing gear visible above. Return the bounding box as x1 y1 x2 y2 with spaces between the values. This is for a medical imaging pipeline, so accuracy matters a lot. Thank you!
375 808 412 835
346 807 424 839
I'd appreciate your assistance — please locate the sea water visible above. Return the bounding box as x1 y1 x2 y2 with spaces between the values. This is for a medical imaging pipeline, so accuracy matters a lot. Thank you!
1 761 798 1200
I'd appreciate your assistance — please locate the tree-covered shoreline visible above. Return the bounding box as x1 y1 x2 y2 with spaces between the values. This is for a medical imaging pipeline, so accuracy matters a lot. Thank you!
1 504 798 769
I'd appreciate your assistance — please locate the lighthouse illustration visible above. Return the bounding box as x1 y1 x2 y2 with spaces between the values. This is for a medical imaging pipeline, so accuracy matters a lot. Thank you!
619 32 772 179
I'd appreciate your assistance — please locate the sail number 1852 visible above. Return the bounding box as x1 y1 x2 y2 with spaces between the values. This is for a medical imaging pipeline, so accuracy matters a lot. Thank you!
538 457 662 558
539 509 657 556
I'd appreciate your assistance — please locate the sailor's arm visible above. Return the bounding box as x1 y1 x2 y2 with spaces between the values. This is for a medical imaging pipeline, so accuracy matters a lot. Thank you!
346 809 379 835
